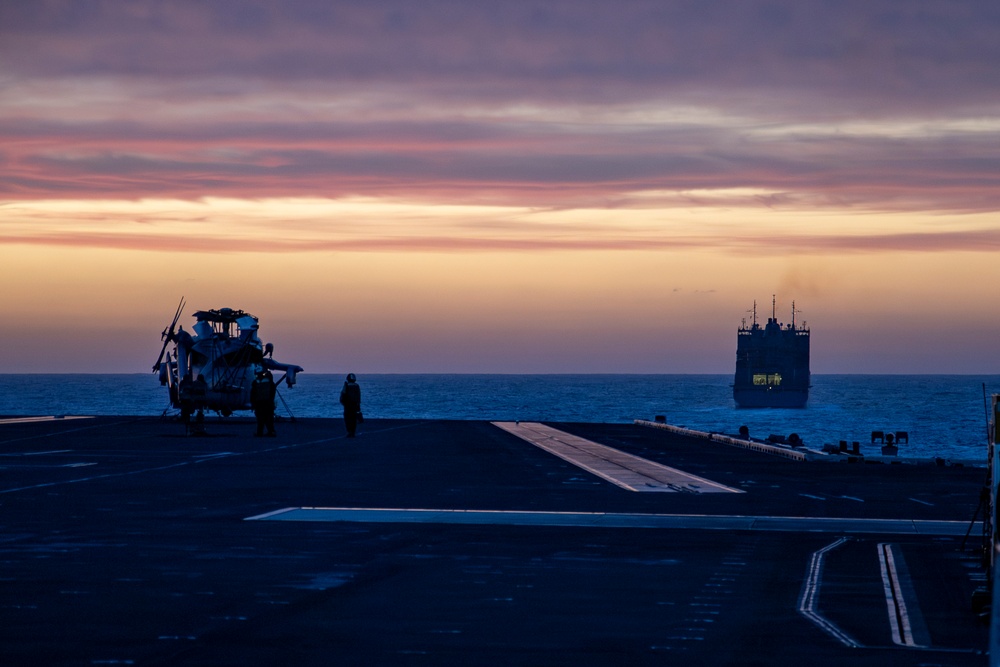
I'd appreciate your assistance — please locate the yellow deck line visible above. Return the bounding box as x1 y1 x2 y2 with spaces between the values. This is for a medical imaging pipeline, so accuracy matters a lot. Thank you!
493 422 744 494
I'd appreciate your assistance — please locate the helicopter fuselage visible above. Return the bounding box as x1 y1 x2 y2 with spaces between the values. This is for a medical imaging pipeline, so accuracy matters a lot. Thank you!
156 305 303 416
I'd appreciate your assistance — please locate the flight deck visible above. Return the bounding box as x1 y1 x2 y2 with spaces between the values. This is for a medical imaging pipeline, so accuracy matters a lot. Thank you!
0 416 989 665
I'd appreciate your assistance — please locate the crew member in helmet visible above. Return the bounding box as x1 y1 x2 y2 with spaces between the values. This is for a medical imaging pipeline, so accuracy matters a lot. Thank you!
250 369 277 437
339 373 362 437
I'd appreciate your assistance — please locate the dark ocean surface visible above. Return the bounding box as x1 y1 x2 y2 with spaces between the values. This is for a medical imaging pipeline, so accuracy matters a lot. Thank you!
1 374 997 462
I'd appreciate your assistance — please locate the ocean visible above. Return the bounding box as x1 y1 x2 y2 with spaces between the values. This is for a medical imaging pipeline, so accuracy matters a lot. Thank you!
1 374 997 462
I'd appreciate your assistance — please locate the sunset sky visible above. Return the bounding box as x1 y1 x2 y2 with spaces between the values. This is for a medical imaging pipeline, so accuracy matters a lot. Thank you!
2 1 1000 374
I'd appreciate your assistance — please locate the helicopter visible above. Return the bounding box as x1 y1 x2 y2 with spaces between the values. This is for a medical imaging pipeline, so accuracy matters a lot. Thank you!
153 298 304 417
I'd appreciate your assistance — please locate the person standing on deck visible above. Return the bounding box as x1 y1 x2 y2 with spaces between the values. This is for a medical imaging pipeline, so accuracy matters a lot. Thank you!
251 369 277 437
339 373 362 438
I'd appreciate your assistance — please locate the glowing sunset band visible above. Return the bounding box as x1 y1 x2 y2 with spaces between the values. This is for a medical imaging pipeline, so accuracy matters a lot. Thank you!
3 197 999 255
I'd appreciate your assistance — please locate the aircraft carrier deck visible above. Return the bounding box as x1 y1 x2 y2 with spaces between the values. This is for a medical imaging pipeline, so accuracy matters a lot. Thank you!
0 416 990 665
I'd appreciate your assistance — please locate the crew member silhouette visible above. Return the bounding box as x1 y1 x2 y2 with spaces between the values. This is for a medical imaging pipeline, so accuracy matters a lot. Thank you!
250 369 277 437
339 373 362 437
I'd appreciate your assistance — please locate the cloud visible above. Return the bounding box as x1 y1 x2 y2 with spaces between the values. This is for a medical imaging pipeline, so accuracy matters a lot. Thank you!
4 196 1000 256
3 1 999 109
2 1 999 240
11 226 1000 256
2 111 999 211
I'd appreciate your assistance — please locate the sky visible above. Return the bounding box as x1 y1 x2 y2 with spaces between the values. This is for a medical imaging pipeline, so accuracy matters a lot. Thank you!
2 0 1000 374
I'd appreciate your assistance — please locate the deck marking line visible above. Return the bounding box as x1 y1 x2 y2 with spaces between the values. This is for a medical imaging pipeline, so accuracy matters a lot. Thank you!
880 542 913 646
493 422 743 494
0 416 93 425
245 507 975 536
878 542 930 648
798 537 862 648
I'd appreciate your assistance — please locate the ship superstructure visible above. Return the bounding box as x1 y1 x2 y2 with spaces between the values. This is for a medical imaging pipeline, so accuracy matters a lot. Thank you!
733 297 810 408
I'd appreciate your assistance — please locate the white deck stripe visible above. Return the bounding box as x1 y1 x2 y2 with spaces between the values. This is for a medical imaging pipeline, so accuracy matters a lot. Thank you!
493 421 743 494
245 507 975 536
0 416 93 425
798 538 862 648
878 542 930 648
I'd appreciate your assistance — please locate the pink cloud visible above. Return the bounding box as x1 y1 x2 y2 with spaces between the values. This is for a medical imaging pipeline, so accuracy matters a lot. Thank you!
1 2 999 214
2 113 999 212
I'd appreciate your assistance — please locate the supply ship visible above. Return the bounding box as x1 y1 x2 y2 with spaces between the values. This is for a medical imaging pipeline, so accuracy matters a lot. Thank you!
733 297 810 408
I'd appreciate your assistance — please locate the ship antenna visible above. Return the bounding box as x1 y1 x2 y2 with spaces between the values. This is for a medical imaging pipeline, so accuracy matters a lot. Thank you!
771 294 776 321
792 300 796 329
753 300 758 327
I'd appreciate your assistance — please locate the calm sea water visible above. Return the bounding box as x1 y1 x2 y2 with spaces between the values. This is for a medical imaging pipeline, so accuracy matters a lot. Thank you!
1 374 997 462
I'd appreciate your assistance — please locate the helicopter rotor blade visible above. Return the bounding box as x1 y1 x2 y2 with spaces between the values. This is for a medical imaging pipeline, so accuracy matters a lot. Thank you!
152 297 186 372
152 336 173 372
167 296 186 336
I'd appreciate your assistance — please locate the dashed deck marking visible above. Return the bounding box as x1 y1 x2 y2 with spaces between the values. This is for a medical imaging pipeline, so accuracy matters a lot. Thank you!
493 421 744 494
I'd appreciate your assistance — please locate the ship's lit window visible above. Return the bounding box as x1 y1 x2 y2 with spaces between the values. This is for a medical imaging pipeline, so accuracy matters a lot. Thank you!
753 374 782 386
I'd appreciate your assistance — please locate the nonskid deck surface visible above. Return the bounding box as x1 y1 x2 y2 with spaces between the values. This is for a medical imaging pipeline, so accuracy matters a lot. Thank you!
0 416 988 666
